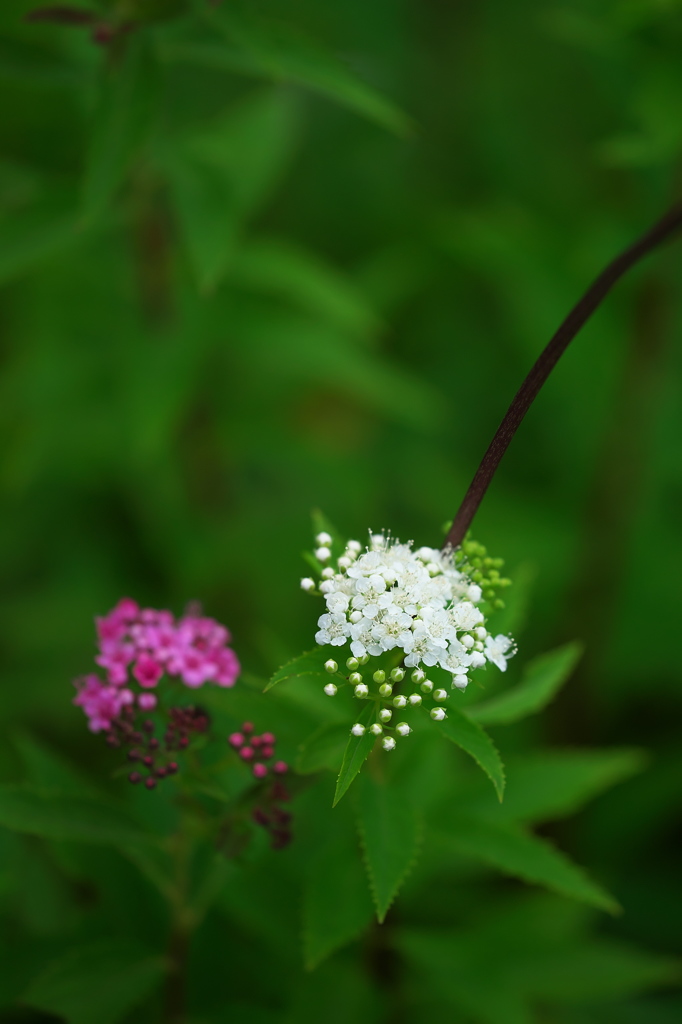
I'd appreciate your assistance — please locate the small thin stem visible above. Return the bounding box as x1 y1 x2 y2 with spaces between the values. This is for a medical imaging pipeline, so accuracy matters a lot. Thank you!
444 203 682 550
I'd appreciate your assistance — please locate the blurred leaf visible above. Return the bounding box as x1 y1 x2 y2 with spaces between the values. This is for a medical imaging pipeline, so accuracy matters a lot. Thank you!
463 748 646 824
14 733 103 799
444 818 619 913
302 832 374 970
0 1009 66 1023
264 647 332 692
468 642 583 726
23 939 166 1024
0 786 154 846
207 3 412 135
333 704 377 807
296 722 350 774
437 708 505 801
355 774 421 922
233 238 379 337
0 193 81 285
82 36 157 223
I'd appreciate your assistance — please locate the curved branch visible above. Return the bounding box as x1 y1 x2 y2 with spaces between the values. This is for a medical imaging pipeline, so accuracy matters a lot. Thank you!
444 203 682 550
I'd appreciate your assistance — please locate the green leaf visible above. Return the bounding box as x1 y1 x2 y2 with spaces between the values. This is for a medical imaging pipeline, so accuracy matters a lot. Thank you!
444 818 619 913
0 786 154 847
207 4 413 136
302 833 374 970
82 35 157 223
355 774 421 922
23 939 166 1024
14 733 103 799
296 723 351 774
464 748 646 824
0 193 81 285
265 646 332 692
333 704 378 807
437 707 505 801
468 641 583 726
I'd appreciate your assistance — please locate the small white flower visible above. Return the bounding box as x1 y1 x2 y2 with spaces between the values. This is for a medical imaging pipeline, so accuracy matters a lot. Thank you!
351 723 366 737
379 708 392 723
392 695 407 708
324 659 338 674
324 683 337 696
316 532 332 546
315 612 350 647
430 707 446 721
484 634 516 671
452 601 484 631
470 651 486 669
396 722 411 737
434 689 448 702
382 737 396 751
408 693 422 705
369 723 383 735
467 584 483 603
315 546 331 562
300 577 316 591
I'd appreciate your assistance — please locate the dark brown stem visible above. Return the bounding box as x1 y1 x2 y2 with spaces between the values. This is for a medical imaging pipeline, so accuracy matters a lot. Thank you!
444 203 682 550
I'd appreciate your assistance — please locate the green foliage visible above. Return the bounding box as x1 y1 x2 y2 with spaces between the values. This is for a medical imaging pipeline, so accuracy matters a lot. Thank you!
468 641 584 726
437 707 506 801
333 703 377 806
0 785 156 846
355 773 421 922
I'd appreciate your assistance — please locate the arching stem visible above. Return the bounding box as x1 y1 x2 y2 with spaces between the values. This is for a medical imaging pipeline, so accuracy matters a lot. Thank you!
444 203 682 551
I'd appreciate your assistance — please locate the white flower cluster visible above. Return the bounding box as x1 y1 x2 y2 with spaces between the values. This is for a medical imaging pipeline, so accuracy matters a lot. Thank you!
305 532 515 687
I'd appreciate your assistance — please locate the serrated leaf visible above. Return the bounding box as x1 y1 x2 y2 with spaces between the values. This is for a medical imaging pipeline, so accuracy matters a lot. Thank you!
437 707 505 801
333 704 377 807
265 647 332 692
464 748 646 824
302 833 374 970
468 641 583 726
23 939 166 1024
0 786 154 846
355 774 421 922
208 3 412 136
444 818 619 913
296 723 350 774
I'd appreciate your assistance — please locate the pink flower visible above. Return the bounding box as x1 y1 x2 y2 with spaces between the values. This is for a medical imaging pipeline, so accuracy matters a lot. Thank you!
253 763 268 779
73 675 133 733
213 648 240 688
133 654 163 689
138 693 157 710
96 642 135 685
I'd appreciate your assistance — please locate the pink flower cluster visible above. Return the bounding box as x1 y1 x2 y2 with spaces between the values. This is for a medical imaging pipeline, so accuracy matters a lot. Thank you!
73 598 240 733
228 722 289 780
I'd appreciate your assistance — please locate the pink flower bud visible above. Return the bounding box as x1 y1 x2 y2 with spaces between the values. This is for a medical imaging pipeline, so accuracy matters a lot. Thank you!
228 732 244 748
240 746 254 760
253 763 268 779
138 693 157 711
242 722 254 734
261 732 275 745
251 736 263 747
273 761 288 775
261 745 274 759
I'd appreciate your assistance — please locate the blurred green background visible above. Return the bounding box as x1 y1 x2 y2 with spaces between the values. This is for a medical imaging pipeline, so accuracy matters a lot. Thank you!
1 0 681 1021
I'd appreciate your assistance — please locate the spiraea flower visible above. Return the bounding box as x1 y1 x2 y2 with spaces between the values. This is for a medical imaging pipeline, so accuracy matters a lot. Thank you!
305 530 515 752
229 723 292 850
73 598 241 788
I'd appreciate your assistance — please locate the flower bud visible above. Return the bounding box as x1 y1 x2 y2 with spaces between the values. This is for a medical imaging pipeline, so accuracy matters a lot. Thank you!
373 669 386 684
470 652 486 668
349 610 363 623
430 707 446 721
349 672 363 685
420 679 434 693
396 722 411 737
321 567 335 580
454 674 469 690
475 627 487 640
338 556 352 569
411 668 425 683
324 659 338 674
408 693 422 706
315 532 332 546
273 761 288 774
253 763 268 779
392 695 407 708
324 683 337 696
434 689 448 702
354 683 369 698
382 737 396 751
351 723 366 736
462 634 475 649
378 708 392 723
369 723 383 735
315 546 331 562
300 577 316 592
346 657 360 670
359 654 370 665
390 667 405 682
378 683 393 697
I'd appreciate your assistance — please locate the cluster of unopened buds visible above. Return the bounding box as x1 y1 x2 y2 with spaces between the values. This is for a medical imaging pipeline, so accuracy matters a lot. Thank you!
229 724 292 849
119 706 209 789
302 530 516 750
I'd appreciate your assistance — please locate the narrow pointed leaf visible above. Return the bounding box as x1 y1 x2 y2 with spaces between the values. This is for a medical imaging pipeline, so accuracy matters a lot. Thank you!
296 722 350 774
265 647 333 692
437 707 505 800
333 704 377 807
355 775 421 922
445 818 619 913
469 641 583 726
0 786 154 846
